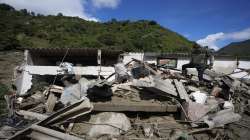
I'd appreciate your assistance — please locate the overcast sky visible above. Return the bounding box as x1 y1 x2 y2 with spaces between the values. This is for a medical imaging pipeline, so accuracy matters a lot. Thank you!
1 0 250 50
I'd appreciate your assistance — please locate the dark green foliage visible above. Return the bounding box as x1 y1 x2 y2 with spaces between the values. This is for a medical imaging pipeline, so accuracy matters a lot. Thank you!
57 13 63 16
0 3 194 52
97 33 117 46
0 84 8 100
0 3 14 11
0 83 8 114
217 39 250 56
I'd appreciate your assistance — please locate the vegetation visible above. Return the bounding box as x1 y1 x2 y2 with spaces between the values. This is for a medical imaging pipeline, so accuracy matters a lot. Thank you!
217 39 250 56
0 3 194 52
0 83 8 114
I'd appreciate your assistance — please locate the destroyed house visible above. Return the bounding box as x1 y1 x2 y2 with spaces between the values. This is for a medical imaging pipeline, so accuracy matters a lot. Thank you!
14 49 250 96
5 48 250 140
14 48 123 96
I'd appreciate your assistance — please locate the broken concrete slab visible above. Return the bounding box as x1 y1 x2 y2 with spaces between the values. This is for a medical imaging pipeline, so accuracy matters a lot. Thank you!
184 101 211 121
60 84 82 105
14 69 32 96
133 76 178 97
204 109 241 129
204 69 223 78
174 79 190 102
86 112 131 138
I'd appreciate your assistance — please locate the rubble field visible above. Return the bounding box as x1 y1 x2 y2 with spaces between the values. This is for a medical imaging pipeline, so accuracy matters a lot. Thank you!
1 57 250 140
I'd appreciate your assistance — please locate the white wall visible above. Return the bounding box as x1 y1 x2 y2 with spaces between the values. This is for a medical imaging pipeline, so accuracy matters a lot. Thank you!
213 60 237 74
122 53 144 64
123 53 250 79
176 59 190 70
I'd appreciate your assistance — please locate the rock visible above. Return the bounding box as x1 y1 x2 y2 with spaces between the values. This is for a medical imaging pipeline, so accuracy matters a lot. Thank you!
190 91 207 104
184 101 211 121
223 101 234 110
187 86 200 92
60 84 82 105
204 109 241 129
86 112 131 138
132 76 178 97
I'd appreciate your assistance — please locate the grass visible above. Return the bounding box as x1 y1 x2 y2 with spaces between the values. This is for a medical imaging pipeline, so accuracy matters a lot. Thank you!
0 83 9 115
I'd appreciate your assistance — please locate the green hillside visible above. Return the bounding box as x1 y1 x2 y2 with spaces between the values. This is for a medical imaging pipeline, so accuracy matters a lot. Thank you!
0 3 194 52
217 39 250 56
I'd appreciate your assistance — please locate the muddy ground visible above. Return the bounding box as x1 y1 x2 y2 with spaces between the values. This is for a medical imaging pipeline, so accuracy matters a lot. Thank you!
0 50 24 114
0 51 24 87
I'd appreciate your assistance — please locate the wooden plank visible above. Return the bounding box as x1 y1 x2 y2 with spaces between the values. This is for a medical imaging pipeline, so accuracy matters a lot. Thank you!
17 110 48 120
174 79 190 102
46 93 57 113
92 101 177 112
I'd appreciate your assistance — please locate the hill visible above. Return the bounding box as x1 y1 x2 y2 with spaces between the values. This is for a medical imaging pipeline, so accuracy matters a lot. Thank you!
217 39 250 56
0 3 194 52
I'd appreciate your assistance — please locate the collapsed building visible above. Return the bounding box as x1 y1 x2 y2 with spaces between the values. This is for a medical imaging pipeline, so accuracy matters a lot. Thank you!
1 48 250 140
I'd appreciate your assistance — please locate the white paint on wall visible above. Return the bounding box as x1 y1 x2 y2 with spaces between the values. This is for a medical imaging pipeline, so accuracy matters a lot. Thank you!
122 53 144 64
212 60 237 74
25 66 115 76
176 59 190 70
238 61 250 69
16 65 115 96
122 53 250 79
15 70 33 96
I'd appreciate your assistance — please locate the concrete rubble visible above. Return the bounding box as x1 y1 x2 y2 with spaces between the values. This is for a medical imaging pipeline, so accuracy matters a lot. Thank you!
1 58 250 140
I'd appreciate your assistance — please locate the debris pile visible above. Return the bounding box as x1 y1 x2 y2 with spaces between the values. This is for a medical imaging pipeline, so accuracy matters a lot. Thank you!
1 58 250 140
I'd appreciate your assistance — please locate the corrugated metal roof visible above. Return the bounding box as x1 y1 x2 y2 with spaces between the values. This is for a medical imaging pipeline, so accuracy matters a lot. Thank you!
25 48 123 57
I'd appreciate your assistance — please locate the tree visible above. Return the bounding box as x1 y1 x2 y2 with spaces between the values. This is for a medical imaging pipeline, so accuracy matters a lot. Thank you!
149 20 157 25
20 9 28 15
0 4 15 11
57 13 63 16
97 33 117 46
0 34 20 50
30 12 35 16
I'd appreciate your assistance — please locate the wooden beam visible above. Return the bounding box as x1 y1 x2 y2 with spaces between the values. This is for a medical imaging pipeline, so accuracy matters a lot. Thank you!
45 93 57 113
92 101 177 112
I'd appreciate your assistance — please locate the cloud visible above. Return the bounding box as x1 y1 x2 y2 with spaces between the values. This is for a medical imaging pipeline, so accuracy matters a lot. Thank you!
197 27 250 50
0 0 98 21
92 0 120 9
197 32 224 50
225 28 250 40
